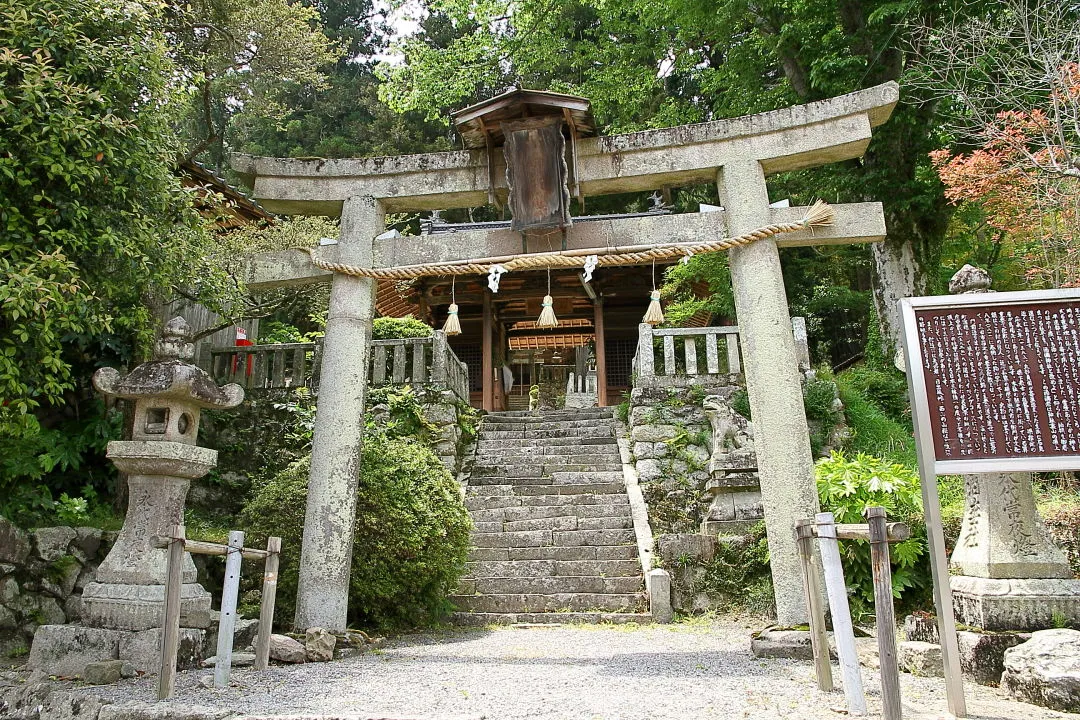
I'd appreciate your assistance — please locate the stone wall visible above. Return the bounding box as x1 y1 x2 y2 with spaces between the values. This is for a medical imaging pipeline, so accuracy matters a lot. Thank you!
628 379 760 535
368 387 475 475
0 518 112 659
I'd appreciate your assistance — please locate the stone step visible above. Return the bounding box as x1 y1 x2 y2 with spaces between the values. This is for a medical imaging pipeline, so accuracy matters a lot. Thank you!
480 422 617 433
449 592 644 614
471 454 618 468
450 611 651 626
470 465 624 478
467 545 639 562
550 471 625 485
465 559 641 578
465 482 628 498
464 493 629 511
476 437 618 449
472 449 622 462
479 429 616 440
511 482 627 497
470 503 631 523
485 409 615 421
469 528 636 548
467 576 643 595
471 515 634 534
469 475 552 486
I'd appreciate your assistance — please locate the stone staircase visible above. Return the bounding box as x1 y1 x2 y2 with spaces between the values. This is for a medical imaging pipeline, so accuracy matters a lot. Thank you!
451 407 650 624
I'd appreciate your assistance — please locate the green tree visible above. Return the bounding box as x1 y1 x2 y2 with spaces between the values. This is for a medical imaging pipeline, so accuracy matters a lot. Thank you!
165 0 343 165
1 0 224 414
378 0 1000 365
0 0 241 519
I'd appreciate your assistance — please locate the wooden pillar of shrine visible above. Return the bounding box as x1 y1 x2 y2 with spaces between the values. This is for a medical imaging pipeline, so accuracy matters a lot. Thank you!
594 297 608 406
482 289 494 411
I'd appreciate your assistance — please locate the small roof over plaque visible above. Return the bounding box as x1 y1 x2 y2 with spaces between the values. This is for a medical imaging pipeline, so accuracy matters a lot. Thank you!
452 88 595 149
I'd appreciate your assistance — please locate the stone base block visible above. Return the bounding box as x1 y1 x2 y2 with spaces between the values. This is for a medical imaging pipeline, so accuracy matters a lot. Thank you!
898 640 943 677
28 624 204 676
957 629 1029 685
751 627 827 660
702 520 761 536
28 625 125 676
119 627 204 673
951 575 1080 631
1001 629 1080 713
81 581 211 631
903 613 940 644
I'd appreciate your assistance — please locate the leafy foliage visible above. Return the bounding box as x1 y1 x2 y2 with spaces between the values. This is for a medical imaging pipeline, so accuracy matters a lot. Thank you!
835 370 915 465
1 0 221 414
372 316 433 340
816 451 929 617
240 432 472 629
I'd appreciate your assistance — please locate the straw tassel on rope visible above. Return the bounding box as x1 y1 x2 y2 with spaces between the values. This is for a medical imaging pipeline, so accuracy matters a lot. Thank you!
643 289 664 325
442 277 462 336
643 258 664 325
536 269 558 328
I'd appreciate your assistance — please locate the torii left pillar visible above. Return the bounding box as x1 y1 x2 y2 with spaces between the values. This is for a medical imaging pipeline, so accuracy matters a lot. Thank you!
295 195 383 631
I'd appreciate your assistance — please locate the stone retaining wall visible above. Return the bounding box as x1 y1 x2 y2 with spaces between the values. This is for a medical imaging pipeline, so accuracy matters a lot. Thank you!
0 518 112 659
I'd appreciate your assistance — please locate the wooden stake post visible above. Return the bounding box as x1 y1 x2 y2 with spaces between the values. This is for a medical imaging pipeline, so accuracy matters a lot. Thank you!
156 530 282 699
158 524 186 701
795 510 910 720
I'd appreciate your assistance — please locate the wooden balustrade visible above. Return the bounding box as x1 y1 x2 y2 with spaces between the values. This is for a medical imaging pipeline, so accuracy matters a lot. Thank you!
634 323 742 381
203 331 469 402
633 317 809 385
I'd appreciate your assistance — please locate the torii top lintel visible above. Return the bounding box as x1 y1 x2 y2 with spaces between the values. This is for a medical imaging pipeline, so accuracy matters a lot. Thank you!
231 82 898 216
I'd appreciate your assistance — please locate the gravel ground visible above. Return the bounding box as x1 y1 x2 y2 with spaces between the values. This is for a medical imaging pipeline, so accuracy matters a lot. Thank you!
75 621 1071 720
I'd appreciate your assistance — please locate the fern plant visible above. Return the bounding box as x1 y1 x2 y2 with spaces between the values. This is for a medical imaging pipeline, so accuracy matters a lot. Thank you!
816 451 930 618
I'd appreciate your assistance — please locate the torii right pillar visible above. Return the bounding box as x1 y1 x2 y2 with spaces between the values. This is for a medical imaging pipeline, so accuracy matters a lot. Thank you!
720 160 819 625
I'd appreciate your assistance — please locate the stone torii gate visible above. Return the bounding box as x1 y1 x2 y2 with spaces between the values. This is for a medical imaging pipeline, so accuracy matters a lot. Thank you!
235 83 897 631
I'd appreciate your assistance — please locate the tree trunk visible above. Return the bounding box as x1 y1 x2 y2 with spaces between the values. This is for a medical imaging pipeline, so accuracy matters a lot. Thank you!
870 236 927 370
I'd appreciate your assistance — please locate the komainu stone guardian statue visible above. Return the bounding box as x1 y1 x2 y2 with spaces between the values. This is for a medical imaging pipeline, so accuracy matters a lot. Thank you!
701 395 761 534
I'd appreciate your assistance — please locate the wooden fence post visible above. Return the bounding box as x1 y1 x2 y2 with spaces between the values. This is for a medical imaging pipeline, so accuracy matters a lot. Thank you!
816 511 867 716
157 524 185 700
214 530 244 689
866 507 902 720
254 536 281 671
795 519 833 692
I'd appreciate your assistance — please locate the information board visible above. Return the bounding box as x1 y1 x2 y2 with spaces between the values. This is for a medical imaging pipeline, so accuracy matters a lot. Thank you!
901 290 1080 474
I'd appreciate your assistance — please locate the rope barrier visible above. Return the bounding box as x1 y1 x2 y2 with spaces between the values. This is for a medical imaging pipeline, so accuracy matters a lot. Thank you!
294 200 834 281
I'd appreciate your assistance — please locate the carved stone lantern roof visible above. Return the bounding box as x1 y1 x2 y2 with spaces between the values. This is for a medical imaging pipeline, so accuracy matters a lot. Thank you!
92 316 244 410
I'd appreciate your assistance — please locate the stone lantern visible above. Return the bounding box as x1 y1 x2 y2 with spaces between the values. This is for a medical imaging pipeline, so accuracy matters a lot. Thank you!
81 317 244 631
28 317 244 676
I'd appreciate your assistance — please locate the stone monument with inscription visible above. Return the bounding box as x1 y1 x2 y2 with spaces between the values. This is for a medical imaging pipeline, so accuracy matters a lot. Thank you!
944 266 1079 631
28 317 245 676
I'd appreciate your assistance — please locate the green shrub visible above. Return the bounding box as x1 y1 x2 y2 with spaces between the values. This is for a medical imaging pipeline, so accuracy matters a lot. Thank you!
835 373 916 466
240 432 472 629
816 451 930 618
840 366 910 425
372 316 432 340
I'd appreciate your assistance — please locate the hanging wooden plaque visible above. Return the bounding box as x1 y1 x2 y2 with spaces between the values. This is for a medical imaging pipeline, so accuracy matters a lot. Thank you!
500 116 572 233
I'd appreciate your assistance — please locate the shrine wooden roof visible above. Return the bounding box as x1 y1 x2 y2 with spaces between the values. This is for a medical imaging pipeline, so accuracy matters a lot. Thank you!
452 89 596 150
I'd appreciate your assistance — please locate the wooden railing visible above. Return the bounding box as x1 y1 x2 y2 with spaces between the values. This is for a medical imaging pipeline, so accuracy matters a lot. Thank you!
203 342 318 391
634 318 810 385
203 331 470 402
635 323 742 382
369 332 470 403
